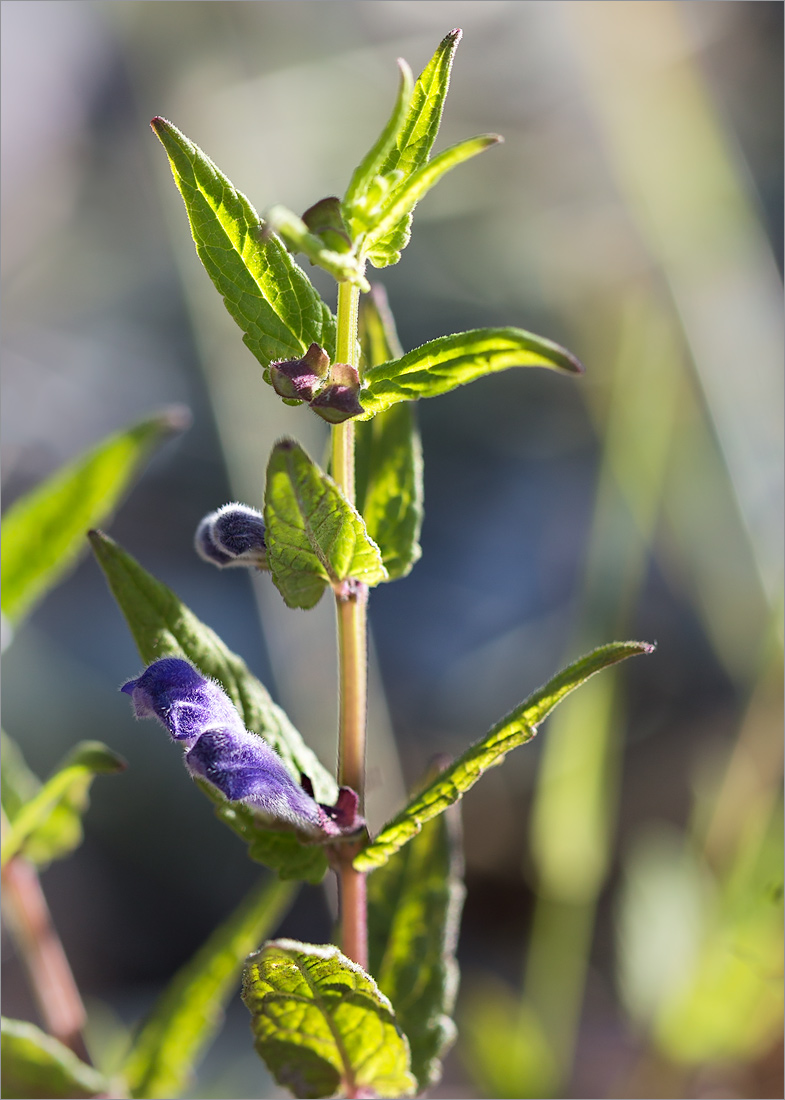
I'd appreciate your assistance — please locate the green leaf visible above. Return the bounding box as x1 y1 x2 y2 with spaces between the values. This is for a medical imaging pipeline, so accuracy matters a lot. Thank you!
368 775 464 1090
123 876 296 1099
343 60 414 219
359 326 585 417
1 408 188 629
263 205 370 291
1 742 126 869
196 780 329 886
355 641 654 872
89 529 335 802
356 289 423 580
151 117 335 373
242 939 416 1099
0 1017 108 1099
362 134 501 269
264 439 388 610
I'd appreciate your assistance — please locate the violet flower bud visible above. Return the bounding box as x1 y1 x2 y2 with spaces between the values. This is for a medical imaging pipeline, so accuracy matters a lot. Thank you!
269 342 330 403
309 362 364 423
121 658 363 840
195 503 268 570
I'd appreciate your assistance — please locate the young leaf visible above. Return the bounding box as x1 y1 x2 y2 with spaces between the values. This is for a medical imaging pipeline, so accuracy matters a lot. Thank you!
242 939 417 1099
359 326 585 417
1 408 188 629
0 742 126 869
262 205 370 291
355 641 655 871
356 289 423 579
196 780 329 886
151 117 336 372
343 59 414 218
368 777 464 1091
264 439 388 609
0 1017 108 1100
88 529 336 805
362 135 501 268
123 875 296 1100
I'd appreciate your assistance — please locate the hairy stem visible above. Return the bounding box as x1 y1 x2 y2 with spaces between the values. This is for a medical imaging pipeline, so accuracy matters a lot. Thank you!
331 278 369 969
2 856 92 1063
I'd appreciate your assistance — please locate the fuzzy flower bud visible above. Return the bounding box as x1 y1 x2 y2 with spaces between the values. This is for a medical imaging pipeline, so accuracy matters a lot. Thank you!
195 503 268 570
269 343 330 403
121 658 364 840
309 362 364 423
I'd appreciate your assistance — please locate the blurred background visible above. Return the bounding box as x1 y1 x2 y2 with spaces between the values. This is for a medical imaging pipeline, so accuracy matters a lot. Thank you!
2 2 782 1097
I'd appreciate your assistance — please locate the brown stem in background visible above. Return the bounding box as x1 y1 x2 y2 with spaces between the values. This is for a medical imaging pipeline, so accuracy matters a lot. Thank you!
2 856 92 1064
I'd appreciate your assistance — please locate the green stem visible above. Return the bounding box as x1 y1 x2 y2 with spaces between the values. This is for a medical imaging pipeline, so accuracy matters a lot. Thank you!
331 278 368 970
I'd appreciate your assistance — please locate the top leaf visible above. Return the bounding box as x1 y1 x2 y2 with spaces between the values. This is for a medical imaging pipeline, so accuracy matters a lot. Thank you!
152 117 335 372
1 408 188 629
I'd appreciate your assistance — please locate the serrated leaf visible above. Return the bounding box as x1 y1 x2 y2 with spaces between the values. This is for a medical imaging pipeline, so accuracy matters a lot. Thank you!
362 135 501 269
343 59 414 218
356 290 423 580
355 642 654 871
263 205 370 291
0 1017 108 1100
242 939 416 1099
368 777 464 1090
196 780 328 886
151 117 335 372
123 876 295 1099
264 439 388 610
0 742 126 869
359 326 585 418
1 409 188 629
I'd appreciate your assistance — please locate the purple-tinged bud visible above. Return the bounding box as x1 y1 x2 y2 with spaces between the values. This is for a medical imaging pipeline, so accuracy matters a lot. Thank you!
309 363 364 424
301 197 352 254
121 658 364 840
270 343 330 403
195 503 268 570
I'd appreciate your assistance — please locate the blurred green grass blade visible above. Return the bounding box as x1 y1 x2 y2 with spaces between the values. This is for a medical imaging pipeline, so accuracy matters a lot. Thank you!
242 939 416 1099
264 439 388 609
355 641 653 872
1 408 188 629
88 529 336 806
356 290 423 581
151 117 335 371
0 1018 109 1100
195 779 328 885
368 781 464 1091
343 59 414 216
263 205 370 291
359 326 584 417
123 876 296 1100
362 135 501 268
0 742 126 869
379 29 462 184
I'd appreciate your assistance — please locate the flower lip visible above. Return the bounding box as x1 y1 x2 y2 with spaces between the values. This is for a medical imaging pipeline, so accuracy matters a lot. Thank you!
195 503 268 569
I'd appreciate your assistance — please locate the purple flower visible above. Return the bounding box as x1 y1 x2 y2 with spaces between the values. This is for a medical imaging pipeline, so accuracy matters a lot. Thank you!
121 658 363 840
195 503 268 570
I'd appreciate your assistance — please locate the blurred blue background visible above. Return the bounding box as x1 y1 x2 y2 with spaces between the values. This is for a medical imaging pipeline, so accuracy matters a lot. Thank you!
2 3 782 1097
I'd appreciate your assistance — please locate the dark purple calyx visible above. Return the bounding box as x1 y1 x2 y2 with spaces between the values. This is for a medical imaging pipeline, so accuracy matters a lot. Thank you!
270 342 330 403
310 362 364 423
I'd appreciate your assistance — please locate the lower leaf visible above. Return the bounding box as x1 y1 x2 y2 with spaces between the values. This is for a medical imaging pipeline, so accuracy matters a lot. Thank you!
0 1017 108 1100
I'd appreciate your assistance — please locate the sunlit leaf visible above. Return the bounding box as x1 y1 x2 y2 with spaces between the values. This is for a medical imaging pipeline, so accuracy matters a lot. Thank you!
368 771 464 1090
264 439 387 609
1 742 125 869
242 939 416 1099
355 642 654 871
123 876 296 1099
1 408 188 629
151 117 335 373
359 326 584 417
0 1017 108 1099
